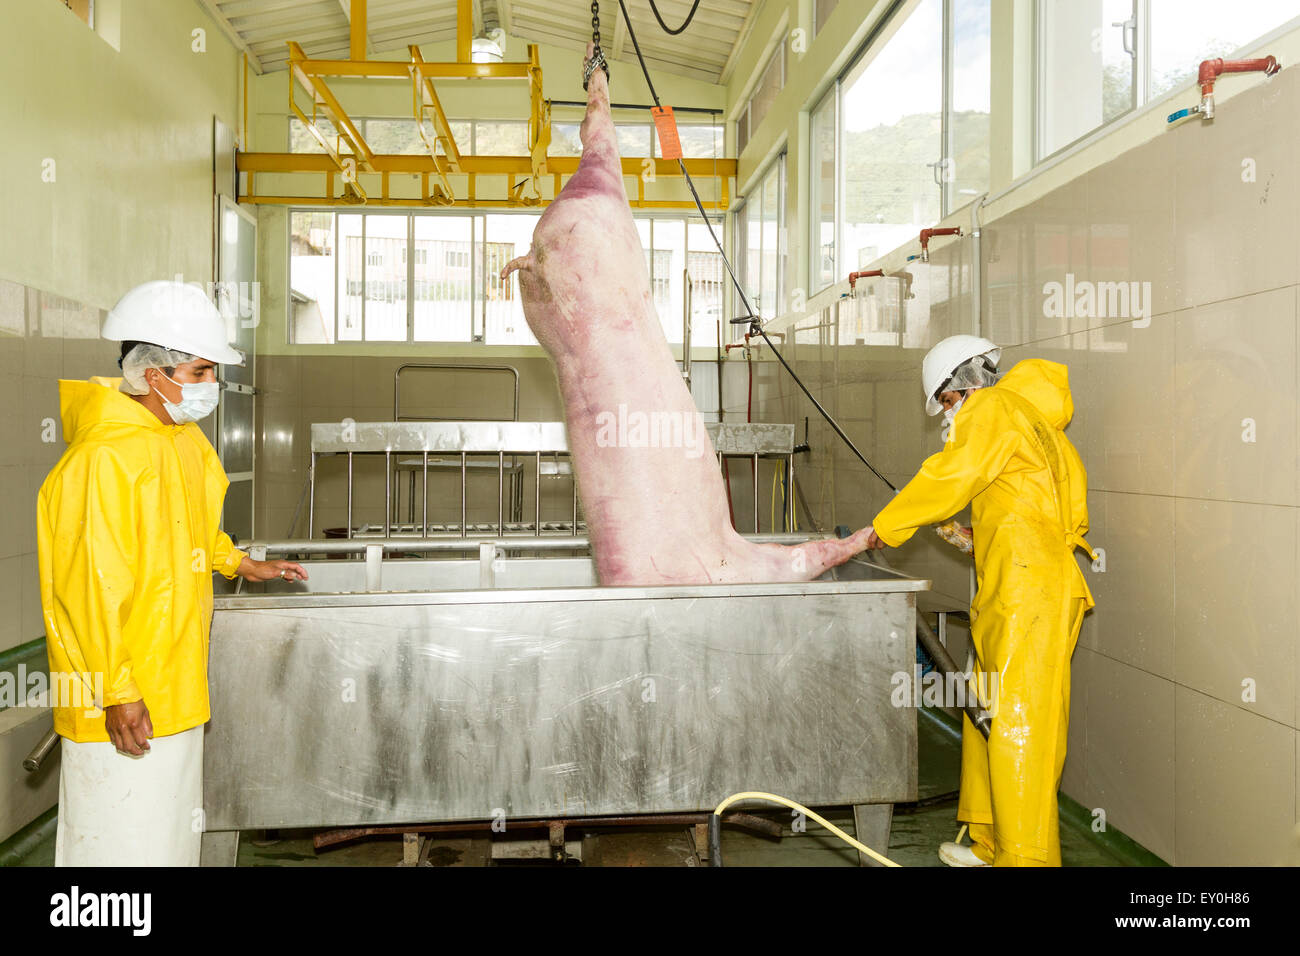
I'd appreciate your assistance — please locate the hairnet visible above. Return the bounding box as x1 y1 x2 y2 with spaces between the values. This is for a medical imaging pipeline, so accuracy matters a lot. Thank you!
119 343 198 396
938 353 1001 398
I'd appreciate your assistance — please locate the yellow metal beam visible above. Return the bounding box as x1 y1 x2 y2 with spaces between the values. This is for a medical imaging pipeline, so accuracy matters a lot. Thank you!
239 152 737 179
288 42 375 170
294 57 529 79
457 0 472 63
238 194 728 211
409 46 464 172
349 0 366 61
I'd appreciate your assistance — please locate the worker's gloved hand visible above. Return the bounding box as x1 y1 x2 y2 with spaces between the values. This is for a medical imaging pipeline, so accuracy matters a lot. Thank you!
863 528 887 550
237 558 310 583
935 520 974 555
105 700 153 756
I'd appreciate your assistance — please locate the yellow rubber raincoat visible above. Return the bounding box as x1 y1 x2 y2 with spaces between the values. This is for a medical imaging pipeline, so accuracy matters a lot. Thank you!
872 359 1094 866
37 377 247 743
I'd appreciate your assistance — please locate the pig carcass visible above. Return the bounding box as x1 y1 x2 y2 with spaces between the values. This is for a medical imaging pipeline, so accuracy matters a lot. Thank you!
503 48 872 585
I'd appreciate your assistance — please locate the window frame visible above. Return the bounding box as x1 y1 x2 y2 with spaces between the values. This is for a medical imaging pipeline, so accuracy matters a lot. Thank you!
288 207 725 347
808 86 840 296
735 37 788 157
734 151 787 329
808 0 989 293
1033 1 1300 166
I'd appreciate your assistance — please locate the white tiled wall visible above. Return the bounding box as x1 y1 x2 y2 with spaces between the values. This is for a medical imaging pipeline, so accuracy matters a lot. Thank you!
0 281 117 654
749 64 1300 865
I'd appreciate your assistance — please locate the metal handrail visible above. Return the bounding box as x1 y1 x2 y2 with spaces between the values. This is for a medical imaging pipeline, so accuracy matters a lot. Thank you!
245 532 826 556
394 363 520 422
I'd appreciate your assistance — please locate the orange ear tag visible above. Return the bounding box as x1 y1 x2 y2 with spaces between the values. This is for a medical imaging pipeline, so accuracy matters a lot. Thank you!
652 106 683 161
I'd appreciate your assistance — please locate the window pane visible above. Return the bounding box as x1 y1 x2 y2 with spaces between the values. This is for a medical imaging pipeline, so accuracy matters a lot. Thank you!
1150 1 1297 100
550 122 584 156
474 120 528 154
616 124 652 157
290 211 336 344
362 214 408 342
810 91 837 292
1039 0 1134 158
483 214 539 346
687 220 726 348
413 216 472 342
364 118 425 154
748 46 785 137
337 215 364 341
289 116 338 154
951 0 991 207
649 219 686 343
742 201 760 316
437 121 473 156
760 168 779 320
843 0 943 271
662 123 723 159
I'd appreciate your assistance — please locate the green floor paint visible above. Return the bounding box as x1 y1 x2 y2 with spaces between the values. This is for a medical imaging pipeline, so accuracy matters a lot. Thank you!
1 706 1167 867
0 807 56 867
0 638 48 716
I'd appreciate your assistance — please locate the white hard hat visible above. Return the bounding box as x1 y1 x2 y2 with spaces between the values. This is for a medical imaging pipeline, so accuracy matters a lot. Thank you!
102 280 243 365
921 335 1001 416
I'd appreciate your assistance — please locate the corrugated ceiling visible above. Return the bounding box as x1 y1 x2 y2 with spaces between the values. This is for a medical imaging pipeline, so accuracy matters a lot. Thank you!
197 0 759 84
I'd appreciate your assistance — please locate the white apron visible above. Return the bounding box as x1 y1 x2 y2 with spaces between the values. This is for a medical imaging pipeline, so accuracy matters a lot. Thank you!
55 725 204 867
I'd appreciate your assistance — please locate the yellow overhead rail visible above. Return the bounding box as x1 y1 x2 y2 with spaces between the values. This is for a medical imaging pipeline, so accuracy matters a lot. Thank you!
237 0 733 210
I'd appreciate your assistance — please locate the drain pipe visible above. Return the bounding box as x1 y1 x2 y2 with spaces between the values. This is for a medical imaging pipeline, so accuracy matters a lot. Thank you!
971 194 987 337
916 614 992 740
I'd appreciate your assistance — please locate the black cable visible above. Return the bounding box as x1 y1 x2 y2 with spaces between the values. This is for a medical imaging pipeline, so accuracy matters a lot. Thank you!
754 327 898 492
648 0 703 35
616 0 898 495
894 789 962 811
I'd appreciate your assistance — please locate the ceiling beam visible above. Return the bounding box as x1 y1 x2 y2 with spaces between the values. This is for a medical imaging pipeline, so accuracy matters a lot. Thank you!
612 2 626 59
344 0 366 60
216 0 309 20
718 0 761 86
191 0 265 73
457 0 473 62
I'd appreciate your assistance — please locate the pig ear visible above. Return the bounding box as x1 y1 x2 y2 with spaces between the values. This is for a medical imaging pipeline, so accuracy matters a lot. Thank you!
501 253 534 280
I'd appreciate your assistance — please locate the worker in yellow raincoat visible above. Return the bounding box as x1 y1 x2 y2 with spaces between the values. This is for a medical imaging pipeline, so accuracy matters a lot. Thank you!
865 335 1095 867
37 280 307 866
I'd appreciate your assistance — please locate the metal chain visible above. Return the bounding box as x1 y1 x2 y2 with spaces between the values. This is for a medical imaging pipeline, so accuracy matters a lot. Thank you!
583 0 609 90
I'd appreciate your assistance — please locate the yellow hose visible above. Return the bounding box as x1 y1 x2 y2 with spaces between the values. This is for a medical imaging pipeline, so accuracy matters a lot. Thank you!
769 466 798 533
712 790 901 867
770 466 779 533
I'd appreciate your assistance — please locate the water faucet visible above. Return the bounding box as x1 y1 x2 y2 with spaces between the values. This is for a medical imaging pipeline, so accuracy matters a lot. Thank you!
1168 54 1280 124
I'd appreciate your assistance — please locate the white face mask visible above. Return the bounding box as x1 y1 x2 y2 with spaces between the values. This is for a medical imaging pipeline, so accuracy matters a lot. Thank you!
152 371 220 424
942 395 966 428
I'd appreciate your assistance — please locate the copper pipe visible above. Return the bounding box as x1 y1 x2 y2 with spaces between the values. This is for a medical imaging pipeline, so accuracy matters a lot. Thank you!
1199 55 1279 94
847 269 884 291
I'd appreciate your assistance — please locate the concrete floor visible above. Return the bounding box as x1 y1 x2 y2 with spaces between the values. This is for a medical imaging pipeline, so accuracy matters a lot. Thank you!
3 708 1163 867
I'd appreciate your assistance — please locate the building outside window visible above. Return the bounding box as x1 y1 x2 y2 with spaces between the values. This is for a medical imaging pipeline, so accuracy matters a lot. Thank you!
290 210 723 347
812 0 990 287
